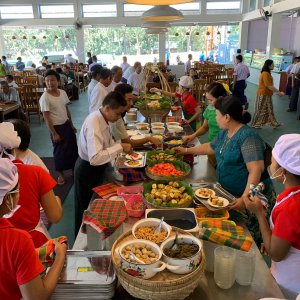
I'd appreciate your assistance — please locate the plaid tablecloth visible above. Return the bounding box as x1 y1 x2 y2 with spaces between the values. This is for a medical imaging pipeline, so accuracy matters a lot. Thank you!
199 220 253 252
92 182 121 199
118 168 145 182
82 199 128 239
36 236 68 268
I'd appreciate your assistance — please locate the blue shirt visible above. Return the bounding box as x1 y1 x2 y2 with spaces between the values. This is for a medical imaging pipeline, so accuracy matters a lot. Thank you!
2 61 11 75
210 125 265 197
16 61 25 72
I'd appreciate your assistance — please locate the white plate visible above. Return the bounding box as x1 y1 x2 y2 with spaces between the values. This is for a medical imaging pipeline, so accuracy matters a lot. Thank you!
126 130 138 136
131 135 145 140
207 197 229 208
125 152 142 160
195 188 216 199
124 160 143 167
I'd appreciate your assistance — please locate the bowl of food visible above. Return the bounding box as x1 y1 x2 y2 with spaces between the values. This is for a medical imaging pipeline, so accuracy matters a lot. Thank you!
116 239 166 279
161 234 202 274
168 125 183 134
146 160 191 181
163 136 184 148
143 181 194 208
151 126 165 135
138 127 150 135
166 122 180 127
151 134 163 142
132 218 171 244
146 149 182 163
136 122 149 130
151 122 164 127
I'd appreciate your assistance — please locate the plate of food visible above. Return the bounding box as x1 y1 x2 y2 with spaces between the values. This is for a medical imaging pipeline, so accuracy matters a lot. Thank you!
150 94 162 100
163 137 184 148
126 130 139 137
124 160 143 167
126 152 143 160
207 196 229 208
195 188 216 199
146 149 183 163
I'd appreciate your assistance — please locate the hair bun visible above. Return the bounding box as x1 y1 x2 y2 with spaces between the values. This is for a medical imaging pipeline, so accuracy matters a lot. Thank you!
241 110 251 124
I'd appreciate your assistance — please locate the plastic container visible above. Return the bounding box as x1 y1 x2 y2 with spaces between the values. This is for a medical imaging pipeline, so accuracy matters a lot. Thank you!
195 206 230 222
117 186 144 202
235 249 256 286
125 198 146 218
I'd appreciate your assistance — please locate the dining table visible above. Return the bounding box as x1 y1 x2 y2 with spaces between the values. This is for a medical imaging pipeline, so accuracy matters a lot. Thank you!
0 102 20 122
72 119 285 300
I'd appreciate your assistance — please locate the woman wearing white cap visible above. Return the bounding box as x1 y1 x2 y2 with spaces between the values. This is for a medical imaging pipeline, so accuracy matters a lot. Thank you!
0 158 66 300
151 75 200 131
244 134 300 299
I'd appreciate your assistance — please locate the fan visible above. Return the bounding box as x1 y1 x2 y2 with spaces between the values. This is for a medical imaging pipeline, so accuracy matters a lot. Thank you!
74 18 83 30
259 8 272 21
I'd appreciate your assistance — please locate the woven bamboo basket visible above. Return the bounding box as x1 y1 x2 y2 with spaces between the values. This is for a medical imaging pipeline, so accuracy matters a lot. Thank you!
112 228 205 300
139 108 170 119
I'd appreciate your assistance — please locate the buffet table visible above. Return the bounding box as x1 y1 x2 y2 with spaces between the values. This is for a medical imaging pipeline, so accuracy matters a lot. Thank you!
73 149 284 299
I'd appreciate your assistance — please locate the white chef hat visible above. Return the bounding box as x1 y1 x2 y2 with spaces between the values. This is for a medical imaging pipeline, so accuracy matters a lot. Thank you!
0 122 21 156
179 76 194 89
0 158 19 205
272 134 300 176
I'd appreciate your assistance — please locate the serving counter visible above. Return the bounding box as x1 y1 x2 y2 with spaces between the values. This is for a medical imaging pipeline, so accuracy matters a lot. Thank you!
73 150 284 299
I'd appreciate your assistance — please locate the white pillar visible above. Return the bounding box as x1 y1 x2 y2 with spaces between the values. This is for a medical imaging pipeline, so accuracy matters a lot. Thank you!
0 27 6 55
159 33 166 63
266 13 281 57
238 21 249 50
76 28 85 63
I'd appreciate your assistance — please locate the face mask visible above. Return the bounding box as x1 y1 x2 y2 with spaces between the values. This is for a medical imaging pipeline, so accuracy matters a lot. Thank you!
267 166 286 184
0 149 15 161
3 193 20 219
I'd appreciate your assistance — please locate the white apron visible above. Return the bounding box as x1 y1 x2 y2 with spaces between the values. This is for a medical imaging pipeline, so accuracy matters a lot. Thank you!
270 188 300 299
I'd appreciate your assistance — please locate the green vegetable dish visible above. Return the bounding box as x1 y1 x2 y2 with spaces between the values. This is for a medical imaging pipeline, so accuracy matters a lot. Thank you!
135 94 171 111
146 149 183 163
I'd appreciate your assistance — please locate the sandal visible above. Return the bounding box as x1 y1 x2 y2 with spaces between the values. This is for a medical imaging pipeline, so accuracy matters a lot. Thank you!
57 176 65 185
272 123 282 129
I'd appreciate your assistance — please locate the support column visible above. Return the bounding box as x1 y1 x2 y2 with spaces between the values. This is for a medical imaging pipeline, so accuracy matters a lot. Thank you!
266 13 281 57
76 28 85 63
238 21 249 50
0 27 6 55
158 33 166 63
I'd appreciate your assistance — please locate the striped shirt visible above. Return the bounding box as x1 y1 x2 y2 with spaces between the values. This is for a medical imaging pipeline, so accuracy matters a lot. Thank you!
233 63 250 81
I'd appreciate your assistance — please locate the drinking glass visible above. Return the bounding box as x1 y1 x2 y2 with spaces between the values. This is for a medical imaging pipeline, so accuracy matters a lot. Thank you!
235 249 256 286
214 246 236 289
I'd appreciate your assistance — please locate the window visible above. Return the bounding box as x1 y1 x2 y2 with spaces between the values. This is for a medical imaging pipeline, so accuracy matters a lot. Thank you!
123 4 153 16
249 0 256 11
0 5 33 19
207 1 240 10
40 5 74 18
263 0 271 6
170 3 200 15
82 4 117 17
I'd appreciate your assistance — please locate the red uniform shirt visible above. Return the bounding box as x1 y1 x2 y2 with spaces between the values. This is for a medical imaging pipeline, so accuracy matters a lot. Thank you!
0 219 44 300
175 92 198 115
9 160 56 247
272 185 300 250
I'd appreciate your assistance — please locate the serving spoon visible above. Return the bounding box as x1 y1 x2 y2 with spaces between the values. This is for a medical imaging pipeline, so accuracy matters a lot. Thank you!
129 253 146 264
154 216 164 234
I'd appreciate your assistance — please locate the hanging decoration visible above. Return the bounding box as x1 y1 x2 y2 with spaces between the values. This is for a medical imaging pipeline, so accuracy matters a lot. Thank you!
175 33 179 36
43 36 47 39
32 36 36 39
186 32 190 35
54 35 59 39
65 34 70 39
217 31 221 35
12 36 17 40
126 0 193 5
142 21 171 28
195 32 200 35
227 30 231 34
206 32 210 35
141 5 183 22
22 36 27 39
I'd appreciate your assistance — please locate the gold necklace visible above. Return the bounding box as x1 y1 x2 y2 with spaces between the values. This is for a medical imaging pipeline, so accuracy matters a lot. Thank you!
219 126 242 155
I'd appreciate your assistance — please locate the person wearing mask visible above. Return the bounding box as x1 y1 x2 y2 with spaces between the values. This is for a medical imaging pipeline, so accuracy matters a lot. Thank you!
0 158 66 300
251 59 284 129
174 96 276 246
127 62 143 94
87 64 103 102
244 134 300 299
0 122 62 247
89 68 112 113
120 56 130 73
74 92 132 233
185 54 193 75
232 54 250 109
151 76 200 131
2 55 11 75
39 70 78 185
16 57 25 72
107 65 123 92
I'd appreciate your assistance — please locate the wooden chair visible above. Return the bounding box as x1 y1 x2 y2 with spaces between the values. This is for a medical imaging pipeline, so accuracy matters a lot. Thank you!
9 65 14 73
14 76 25 86
19 84 42 123
146 82 161 92
23 70 34 76
193 79 207 108
24 75 39 86
168 82 178 93
225 68 234 85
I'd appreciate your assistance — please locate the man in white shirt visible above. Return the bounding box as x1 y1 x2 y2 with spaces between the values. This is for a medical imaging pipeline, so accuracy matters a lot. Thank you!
87 64 103 103
185 54 193 75
0 81 20 104
127 62 143 94
120 56 130 73
122 65 135 83
89 68 112 113
74 91 132 233
65 54 76 64
107 66 122 92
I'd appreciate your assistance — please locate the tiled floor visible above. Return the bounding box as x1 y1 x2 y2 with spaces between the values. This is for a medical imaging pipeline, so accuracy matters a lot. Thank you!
29 83 300 247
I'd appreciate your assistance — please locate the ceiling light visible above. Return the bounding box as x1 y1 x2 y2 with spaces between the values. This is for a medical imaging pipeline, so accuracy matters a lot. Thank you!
146 28 168 34
126 0 193 4
141 5 183 22
142 21 171 28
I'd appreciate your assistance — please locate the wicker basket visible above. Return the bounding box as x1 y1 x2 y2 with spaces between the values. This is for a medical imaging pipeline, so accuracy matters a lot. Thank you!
142 196 193 209
112 228 205 300
139 108 170 119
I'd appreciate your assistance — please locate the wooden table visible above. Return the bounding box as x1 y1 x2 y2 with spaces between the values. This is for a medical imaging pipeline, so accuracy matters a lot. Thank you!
0 102 20 122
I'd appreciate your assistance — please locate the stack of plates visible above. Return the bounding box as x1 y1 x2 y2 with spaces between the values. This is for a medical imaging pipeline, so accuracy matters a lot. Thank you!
52 251 116 300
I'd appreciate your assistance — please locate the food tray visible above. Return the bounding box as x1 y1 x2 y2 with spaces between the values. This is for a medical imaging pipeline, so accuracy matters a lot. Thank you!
111 228 205 300
115 152 147 169
190 182 236 211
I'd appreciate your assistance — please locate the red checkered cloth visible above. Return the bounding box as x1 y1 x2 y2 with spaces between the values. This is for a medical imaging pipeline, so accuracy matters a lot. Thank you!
35 236 68 268
118 168 145 182
92 182 122 199
81 199 128 239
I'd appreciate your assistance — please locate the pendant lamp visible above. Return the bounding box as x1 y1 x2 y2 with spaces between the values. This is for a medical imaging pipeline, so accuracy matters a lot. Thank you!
142 5 183 21
142 21 171 28
126 0 193 5
146 28 168 34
